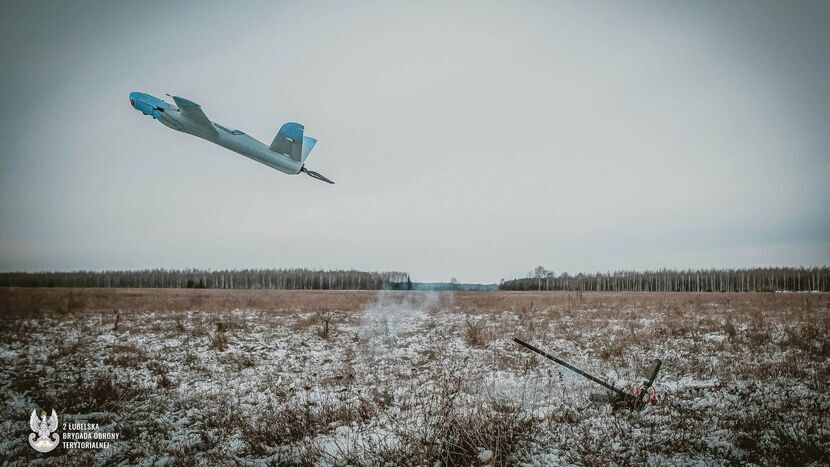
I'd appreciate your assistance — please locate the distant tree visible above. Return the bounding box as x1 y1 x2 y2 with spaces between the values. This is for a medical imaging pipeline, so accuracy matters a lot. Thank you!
0 268 410 291
532 266 553 290
497 267 829 292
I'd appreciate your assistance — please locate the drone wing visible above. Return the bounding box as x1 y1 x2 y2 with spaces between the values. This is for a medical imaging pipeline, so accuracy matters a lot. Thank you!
172 96 219 138
48 409 58 432
29 410 39 433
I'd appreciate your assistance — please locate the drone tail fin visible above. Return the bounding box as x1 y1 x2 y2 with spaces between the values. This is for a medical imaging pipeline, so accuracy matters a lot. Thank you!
270 123 317 164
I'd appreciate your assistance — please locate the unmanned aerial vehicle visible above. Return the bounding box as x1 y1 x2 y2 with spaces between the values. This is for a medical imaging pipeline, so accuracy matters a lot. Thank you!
129 92 333 184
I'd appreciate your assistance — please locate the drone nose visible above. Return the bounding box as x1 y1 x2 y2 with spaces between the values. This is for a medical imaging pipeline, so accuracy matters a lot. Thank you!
129 92 163 119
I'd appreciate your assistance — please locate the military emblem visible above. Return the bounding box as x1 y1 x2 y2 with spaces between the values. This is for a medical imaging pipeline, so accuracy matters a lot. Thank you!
28 409 60 453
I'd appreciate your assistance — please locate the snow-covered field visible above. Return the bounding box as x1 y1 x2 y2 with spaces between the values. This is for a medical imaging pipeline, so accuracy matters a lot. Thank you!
0 289 828 465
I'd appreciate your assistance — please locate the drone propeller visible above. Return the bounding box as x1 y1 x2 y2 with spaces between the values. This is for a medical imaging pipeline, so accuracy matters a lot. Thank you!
301 167 335 184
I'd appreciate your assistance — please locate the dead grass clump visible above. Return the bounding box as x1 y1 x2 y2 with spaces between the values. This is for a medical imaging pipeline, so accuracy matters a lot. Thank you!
105 344 147 368
317 310 336 339
465 317 487 347
190 323 210 338
728 387 828 465
147 360 174 388
219 352 256 371
175 316 186 333
210 326 229 351
64 291 88 313
210 333 228 351
723 318 738 341
746 324 772 347
214 316 244 332
435 400 535 465
59 371 147 413
182 349 200 368
781 323 828 355
596 334 627 364
239 393 381 452
188 292 209 310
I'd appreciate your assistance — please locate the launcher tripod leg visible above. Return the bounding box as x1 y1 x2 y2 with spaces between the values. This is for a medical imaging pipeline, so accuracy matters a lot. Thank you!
513 337 663 411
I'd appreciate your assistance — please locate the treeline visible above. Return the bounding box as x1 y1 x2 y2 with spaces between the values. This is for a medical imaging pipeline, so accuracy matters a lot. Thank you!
500 267 830 292
383 281 499 291
0 269 411 290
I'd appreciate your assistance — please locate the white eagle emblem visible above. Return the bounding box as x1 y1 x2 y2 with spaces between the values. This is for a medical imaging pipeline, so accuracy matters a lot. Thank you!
28 409 60 453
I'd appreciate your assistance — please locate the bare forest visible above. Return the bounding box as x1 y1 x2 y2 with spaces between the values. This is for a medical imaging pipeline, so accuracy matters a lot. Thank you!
0 269 410 291
501 266 830 292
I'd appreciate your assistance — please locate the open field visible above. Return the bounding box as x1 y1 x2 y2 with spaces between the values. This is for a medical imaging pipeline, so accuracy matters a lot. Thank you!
1 288 828 465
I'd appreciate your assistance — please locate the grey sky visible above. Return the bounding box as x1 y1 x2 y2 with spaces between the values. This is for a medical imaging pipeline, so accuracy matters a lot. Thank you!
1 0 828 283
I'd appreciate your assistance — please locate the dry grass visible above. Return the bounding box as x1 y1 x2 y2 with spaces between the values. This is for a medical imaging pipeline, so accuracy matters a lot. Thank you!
0 287 378 317
0 288 828 465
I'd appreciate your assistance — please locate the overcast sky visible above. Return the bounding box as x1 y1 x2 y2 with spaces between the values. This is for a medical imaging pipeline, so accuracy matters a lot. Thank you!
1 1 828 283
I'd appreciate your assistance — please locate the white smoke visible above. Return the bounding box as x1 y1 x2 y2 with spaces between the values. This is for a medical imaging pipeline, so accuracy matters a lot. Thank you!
359 290 448 347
